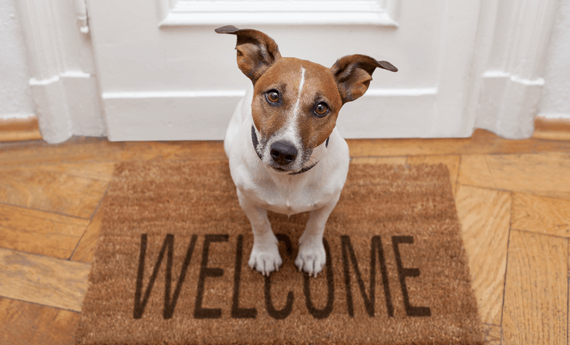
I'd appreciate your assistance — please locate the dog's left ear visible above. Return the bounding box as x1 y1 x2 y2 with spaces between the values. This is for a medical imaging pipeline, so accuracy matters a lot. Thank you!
215 25 282 84
330 54 397 103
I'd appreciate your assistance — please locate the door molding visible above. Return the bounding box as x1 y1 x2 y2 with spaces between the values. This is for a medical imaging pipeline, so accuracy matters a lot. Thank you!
158 0 400 27
19 0 560 141
470 0 560 139
102 88 437 141
17 0 104 143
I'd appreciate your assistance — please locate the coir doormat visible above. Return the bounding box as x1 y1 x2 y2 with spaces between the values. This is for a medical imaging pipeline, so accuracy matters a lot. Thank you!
76 160 484 345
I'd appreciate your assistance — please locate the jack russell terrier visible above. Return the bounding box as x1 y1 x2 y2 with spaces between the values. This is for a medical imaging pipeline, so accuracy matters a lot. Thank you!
216 25 397 277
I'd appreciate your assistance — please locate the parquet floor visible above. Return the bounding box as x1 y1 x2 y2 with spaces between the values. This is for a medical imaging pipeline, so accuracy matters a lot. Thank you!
1 129 569 344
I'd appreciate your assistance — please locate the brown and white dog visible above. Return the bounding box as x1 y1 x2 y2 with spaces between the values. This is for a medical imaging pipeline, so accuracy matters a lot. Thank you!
216 25 397 277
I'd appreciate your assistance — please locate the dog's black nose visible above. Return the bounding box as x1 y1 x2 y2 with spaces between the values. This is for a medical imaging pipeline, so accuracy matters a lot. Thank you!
270 141 298 166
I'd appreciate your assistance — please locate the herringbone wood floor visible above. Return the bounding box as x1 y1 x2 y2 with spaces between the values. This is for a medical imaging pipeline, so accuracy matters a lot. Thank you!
1 129 569 344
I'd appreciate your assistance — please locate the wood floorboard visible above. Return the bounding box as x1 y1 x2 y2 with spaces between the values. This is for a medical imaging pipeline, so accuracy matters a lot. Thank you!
455 185 511 325
511 193 570 237
0 297 80 345
71 202 105 264
0 132 569 342
458 152 570 200
0 248 91 312
19 162 118 181
482 323 502 345
0 137 227 168
0 166 109 218
346 129 570 157
0 203 89 259
502 230 568 345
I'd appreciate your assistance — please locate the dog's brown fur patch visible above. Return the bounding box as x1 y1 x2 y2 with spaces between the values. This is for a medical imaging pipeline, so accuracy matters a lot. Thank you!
331 54 397 103
252 58 343 151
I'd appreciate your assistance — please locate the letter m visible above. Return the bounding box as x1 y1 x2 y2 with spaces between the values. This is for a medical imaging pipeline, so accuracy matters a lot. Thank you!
341 236 394 317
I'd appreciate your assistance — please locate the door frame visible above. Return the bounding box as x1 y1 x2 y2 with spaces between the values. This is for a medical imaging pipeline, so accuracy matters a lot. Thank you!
17 0 104 143
18 0 561 142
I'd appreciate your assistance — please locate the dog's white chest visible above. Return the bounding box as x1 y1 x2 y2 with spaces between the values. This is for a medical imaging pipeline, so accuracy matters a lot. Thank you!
238 168 336 216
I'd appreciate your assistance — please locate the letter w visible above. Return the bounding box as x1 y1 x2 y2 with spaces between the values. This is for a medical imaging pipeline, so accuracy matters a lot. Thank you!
341 236 394 317
133 234 197 319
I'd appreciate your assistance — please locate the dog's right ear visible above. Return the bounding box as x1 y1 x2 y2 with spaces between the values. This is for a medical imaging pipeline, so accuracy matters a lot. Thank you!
215 25 282 84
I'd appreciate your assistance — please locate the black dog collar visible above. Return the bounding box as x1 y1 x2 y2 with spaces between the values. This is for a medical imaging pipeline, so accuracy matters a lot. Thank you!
251 125 329 176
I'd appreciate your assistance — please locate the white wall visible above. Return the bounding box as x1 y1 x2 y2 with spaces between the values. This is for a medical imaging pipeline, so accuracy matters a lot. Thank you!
0 0 34 120
539 0 570 120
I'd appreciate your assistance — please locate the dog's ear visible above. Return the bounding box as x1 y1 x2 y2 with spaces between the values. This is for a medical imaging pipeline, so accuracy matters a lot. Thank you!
215 25 282 84
330 54 397 103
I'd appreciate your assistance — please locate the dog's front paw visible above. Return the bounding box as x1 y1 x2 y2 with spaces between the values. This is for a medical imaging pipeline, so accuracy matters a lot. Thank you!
248 235 282 276
295 236 326 278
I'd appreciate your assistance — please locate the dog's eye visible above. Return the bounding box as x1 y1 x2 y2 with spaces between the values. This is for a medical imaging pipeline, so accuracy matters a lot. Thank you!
266 90 280 104
314 102 329 117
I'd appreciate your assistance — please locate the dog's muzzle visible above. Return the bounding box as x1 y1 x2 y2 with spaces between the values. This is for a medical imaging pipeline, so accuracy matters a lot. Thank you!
251 125 329 176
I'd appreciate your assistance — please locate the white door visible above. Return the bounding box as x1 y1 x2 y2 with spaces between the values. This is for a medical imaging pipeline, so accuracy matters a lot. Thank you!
86 0 481 141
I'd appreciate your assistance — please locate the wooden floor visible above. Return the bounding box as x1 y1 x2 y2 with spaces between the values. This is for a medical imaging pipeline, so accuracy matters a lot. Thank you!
1 129 569 344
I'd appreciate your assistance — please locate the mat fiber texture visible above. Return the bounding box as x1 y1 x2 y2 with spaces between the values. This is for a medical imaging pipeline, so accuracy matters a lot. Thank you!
76 160 485 345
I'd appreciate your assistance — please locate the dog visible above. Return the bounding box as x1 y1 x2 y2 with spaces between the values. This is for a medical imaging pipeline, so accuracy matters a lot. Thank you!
216 25 397 277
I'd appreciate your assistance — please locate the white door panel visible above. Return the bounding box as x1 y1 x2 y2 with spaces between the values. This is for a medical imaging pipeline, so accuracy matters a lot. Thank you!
86 0 480 140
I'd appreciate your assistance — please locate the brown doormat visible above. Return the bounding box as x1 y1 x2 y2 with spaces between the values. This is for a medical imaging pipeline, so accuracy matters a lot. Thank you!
76 160 484 345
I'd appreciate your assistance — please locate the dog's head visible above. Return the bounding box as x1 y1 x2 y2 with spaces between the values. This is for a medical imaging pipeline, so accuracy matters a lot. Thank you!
216 25 397 174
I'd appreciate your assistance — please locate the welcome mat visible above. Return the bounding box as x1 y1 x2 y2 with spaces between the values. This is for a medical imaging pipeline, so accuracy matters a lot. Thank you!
75 160 484 345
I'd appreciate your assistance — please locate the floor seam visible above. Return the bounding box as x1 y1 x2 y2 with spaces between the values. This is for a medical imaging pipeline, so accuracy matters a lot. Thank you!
0 201 90 220
68 182 111 261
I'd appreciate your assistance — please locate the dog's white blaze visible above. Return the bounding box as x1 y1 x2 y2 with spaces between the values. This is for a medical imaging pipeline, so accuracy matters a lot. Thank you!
263 66 306 171
280 67 306 149
292 67 306 119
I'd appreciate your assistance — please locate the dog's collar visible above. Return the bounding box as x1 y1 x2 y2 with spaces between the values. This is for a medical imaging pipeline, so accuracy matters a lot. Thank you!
251 125 329 176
